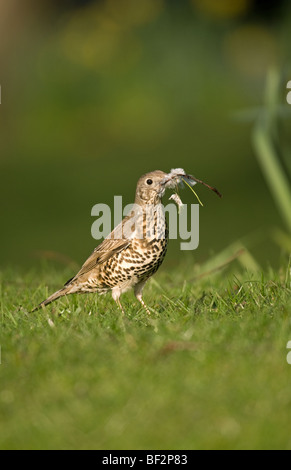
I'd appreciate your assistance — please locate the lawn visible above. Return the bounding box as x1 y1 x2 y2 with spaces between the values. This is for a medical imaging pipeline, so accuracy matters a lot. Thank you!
1 260 291 450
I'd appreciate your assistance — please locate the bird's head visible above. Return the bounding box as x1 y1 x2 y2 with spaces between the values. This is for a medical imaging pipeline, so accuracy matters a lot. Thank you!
134 170 168 205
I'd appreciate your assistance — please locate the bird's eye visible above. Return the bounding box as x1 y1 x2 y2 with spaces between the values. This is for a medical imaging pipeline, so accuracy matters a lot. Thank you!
146 179 153 185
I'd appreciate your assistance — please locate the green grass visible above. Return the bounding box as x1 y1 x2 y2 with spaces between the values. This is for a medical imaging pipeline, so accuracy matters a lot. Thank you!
1 261 291 450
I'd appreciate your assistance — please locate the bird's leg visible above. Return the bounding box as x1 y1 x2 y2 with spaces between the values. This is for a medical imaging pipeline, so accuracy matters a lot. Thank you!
134 281 151 315
114 297 126 315
137 295 151 315
112 288 125 315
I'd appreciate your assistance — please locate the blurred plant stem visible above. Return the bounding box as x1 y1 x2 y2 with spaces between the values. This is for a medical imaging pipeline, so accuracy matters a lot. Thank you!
252 68 291 234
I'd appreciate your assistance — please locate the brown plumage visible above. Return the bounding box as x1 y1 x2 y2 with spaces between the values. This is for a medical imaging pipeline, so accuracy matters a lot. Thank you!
33 170 169 315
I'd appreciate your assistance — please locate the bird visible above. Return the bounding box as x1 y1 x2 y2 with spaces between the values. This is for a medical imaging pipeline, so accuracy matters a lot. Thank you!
32 170 170 315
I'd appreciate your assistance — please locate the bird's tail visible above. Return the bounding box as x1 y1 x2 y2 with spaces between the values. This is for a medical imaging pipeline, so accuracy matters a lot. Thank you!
32 285 75 312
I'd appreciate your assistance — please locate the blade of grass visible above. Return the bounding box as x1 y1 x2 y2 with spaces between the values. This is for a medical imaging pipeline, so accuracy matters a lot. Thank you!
252 68 291 233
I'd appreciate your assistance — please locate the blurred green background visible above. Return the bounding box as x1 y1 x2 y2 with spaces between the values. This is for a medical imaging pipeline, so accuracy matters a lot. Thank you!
1 0 291 271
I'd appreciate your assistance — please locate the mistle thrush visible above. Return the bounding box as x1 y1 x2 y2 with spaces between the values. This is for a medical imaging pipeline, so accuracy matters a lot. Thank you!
33 170 173 315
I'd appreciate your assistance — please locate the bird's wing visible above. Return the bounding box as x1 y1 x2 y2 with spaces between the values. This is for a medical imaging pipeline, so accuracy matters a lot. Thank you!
65 215 133 284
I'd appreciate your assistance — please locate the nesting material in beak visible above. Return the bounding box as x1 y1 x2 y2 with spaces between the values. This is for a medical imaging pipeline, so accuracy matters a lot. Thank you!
162 167 222 208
